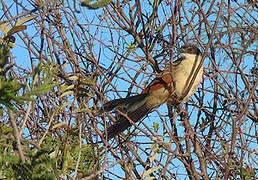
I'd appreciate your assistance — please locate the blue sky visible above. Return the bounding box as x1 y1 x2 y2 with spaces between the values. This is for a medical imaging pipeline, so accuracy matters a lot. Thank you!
1 0 257 179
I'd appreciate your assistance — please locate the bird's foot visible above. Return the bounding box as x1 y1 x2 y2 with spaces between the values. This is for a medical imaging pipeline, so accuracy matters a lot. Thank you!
176 104 188 120
178 109 188 118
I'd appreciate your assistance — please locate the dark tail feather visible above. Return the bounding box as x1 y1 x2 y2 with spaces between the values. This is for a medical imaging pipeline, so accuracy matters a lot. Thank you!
102 94 148 112
106 99 151 139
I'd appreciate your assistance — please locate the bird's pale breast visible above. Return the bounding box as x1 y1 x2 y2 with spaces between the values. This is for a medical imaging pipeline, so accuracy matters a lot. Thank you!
173 53 203 101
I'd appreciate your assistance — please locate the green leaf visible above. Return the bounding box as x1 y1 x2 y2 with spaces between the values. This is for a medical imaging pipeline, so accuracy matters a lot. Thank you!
126 43 136 50
7 25 27 36
25 83 57 96
81 77 96 86
60 84 74 93
52 122 67 130
60 90 74 98
0 125 13 135
12 95 35 103
68 75 78 81
15 15 37 26
56 102 71 113
152 122 159 133
81 0 112 9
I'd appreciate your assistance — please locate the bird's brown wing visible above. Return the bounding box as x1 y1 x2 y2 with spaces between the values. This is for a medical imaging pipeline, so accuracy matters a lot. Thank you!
143 72 174 94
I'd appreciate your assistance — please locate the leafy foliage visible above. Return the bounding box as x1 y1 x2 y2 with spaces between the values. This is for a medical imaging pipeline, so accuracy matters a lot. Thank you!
2 149 58 179
0 44 30 112
0 124 103 179
0 44 59 113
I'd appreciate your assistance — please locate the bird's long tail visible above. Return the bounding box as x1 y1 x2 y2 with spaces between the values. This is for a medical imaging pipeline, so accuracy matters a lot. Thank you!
102 93 151 139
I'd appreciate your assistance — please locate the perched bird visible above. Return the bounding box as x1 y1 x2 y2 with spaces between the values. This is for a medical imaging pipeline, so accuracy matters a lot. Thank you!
102 45 203 140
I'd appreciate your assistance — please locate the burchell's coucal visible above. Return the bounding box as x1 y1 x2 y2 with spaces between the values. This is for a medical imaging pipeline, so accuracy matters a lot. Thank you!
102 45 203 139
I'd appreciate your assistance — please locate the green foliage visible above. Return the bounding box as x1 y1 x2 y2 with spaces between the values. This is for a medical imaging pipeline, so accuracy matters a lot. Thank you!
0 41 66 178
240 165 256 179
60 143 101 176
0 43 9 68
0 44 30 112
0 125 58 179
58 126 102 176
25 61 59 96
81 0 112 9
0 141 59 179
0 126 103 179
126 43 136 51
0 44 59 112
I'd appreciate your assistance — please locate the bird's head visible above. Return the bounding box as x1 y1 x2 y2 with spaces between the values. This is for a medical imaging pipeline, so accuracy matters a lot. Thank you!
180 45 202 55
